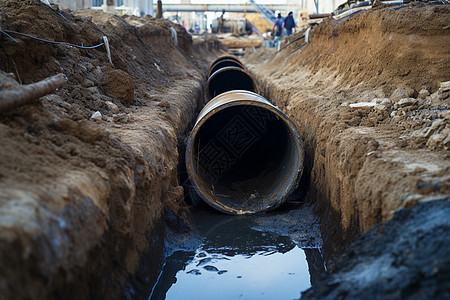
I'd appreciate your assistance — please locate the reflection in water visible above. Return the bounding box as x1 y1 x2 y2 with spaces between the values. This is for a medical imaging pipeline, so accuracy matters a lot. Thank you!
149 212 325 300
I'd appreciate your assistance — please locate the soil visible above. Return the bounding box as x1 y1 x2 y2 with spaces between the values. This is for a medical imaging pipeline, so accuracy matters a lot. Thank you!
245 2 450 257
302 199 450 300
244 2 450 298
0 0 218 299
0 0 449 299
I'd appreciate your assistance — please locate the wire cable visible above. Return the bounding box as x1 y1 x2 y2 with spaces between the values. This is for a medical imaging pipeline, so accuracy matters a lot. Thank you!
0 25 19 43
0 29 19 43
1 29 105 49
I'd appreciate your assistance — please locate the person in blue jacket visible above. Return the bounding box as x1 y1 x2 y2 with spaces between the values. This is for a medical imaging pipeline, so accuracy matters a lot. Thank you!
271 13 283 47
282 11 295 37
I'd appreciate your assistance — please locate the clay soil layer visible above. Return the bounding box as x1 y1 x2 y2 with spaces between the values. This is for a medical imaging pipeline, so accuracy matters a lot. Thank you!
245 3 449 298
0 0 218 299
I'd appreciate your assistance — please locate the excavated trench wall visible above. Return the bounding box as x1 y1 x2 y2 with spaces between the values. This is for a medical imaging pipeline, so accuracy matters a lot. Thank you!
246 4 450 262
0 1 218 299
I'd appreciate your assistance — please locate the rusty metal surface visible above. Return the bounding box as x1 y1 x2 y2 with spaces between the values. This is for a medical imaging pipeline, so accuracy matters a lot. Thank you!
186 90 304 214
205 67 259 102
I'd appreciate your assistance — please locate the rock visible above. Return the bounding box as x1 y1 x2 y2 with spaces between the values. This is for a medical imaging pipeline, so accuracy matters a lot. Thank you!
158 100 171 108
87 86 100 95
394 98 417 109
427 132 446 149
426 123 450 149
356 91 377 102
103 68 135 106
92 66 103 77
187 269 201 275
203 265 219 272
349 102 376 108
51 118 78 135
439 91 450 101
83 62 94 72
113 113 129 123
440 110 450 120
83 79 95 87
428 90 441 102
444 135 450 150
390 87 415 102
90 111 102 121
402 193 423 209
105 101 119 113
77 120 104 143
42 94 71 110
430 118 446 131
411 118 445 139
370 98 391 110
349 102 377 108
440 81 450 92
77 63 87 73
371 98 391 105
418 89 430 99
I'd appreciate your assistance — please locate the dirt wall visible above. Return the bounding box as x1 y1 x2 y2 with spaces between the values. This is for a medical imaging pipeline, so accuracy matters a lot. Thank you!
246 3 450 261
0 1 218 298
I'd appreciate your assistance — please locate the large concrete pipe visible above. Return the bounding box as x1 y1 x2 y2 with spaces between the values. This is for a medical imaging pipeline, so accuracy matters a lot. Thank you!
186 90 304 214
205 67 259 102
207 59 245 78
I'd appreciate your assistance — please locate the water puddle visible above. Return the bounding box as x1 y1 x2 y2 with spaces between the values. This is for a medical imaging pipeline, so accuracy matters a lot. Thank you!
149 205 325 300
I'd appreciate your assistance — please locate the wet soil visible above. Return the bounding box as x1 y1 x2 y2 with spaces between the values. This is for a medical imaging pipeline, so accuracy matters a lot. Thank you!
302 199 450 299
0 0 218 299
0 0 449 299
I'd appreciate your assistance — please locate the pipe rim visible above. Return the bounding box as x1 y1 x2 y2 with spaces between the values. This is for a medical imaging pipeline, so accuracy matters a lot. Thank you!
205 67 259 102
210 55 242 68
207 59 246 78
186 90 304 214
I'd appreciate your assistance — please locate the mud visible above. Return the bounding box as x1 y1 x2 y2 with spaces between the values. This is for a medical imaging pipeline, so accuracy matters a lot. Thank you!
302 199 450 299
0 0 217 298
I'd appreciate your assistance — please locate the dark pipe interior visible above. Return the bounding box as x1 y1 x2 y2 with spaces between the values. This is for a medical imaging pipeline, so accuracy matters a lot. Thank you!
192 105 293 204
207 68 256 100
209 60 244 77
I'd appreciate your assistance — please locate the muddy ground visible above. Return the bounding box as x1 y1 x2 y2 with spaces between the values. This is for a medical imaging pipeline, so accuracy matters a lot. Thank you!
0 0 449 299
0 0 218 298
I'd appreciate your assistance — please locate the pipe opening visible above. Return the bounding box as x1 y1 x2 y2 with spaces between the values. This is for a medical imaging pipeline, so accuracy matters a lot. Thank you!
206 67 258 102
187 93 303 214
208 59 245 78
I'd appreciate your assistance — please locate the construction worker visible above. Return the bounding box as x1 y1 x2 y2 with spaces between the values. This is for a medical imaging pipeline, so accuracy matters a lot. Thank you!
282 11 295 37
271 13 283 47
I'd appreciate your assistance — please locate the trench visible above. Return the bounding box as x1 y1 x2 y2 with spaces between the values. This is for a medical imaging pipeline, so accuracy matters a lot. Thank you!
146 57 327 299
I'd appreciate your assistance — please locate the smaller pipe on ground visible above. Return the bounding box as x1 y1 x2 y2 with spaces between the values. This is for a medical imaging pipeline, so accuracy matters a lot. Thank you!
0 73 67 113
